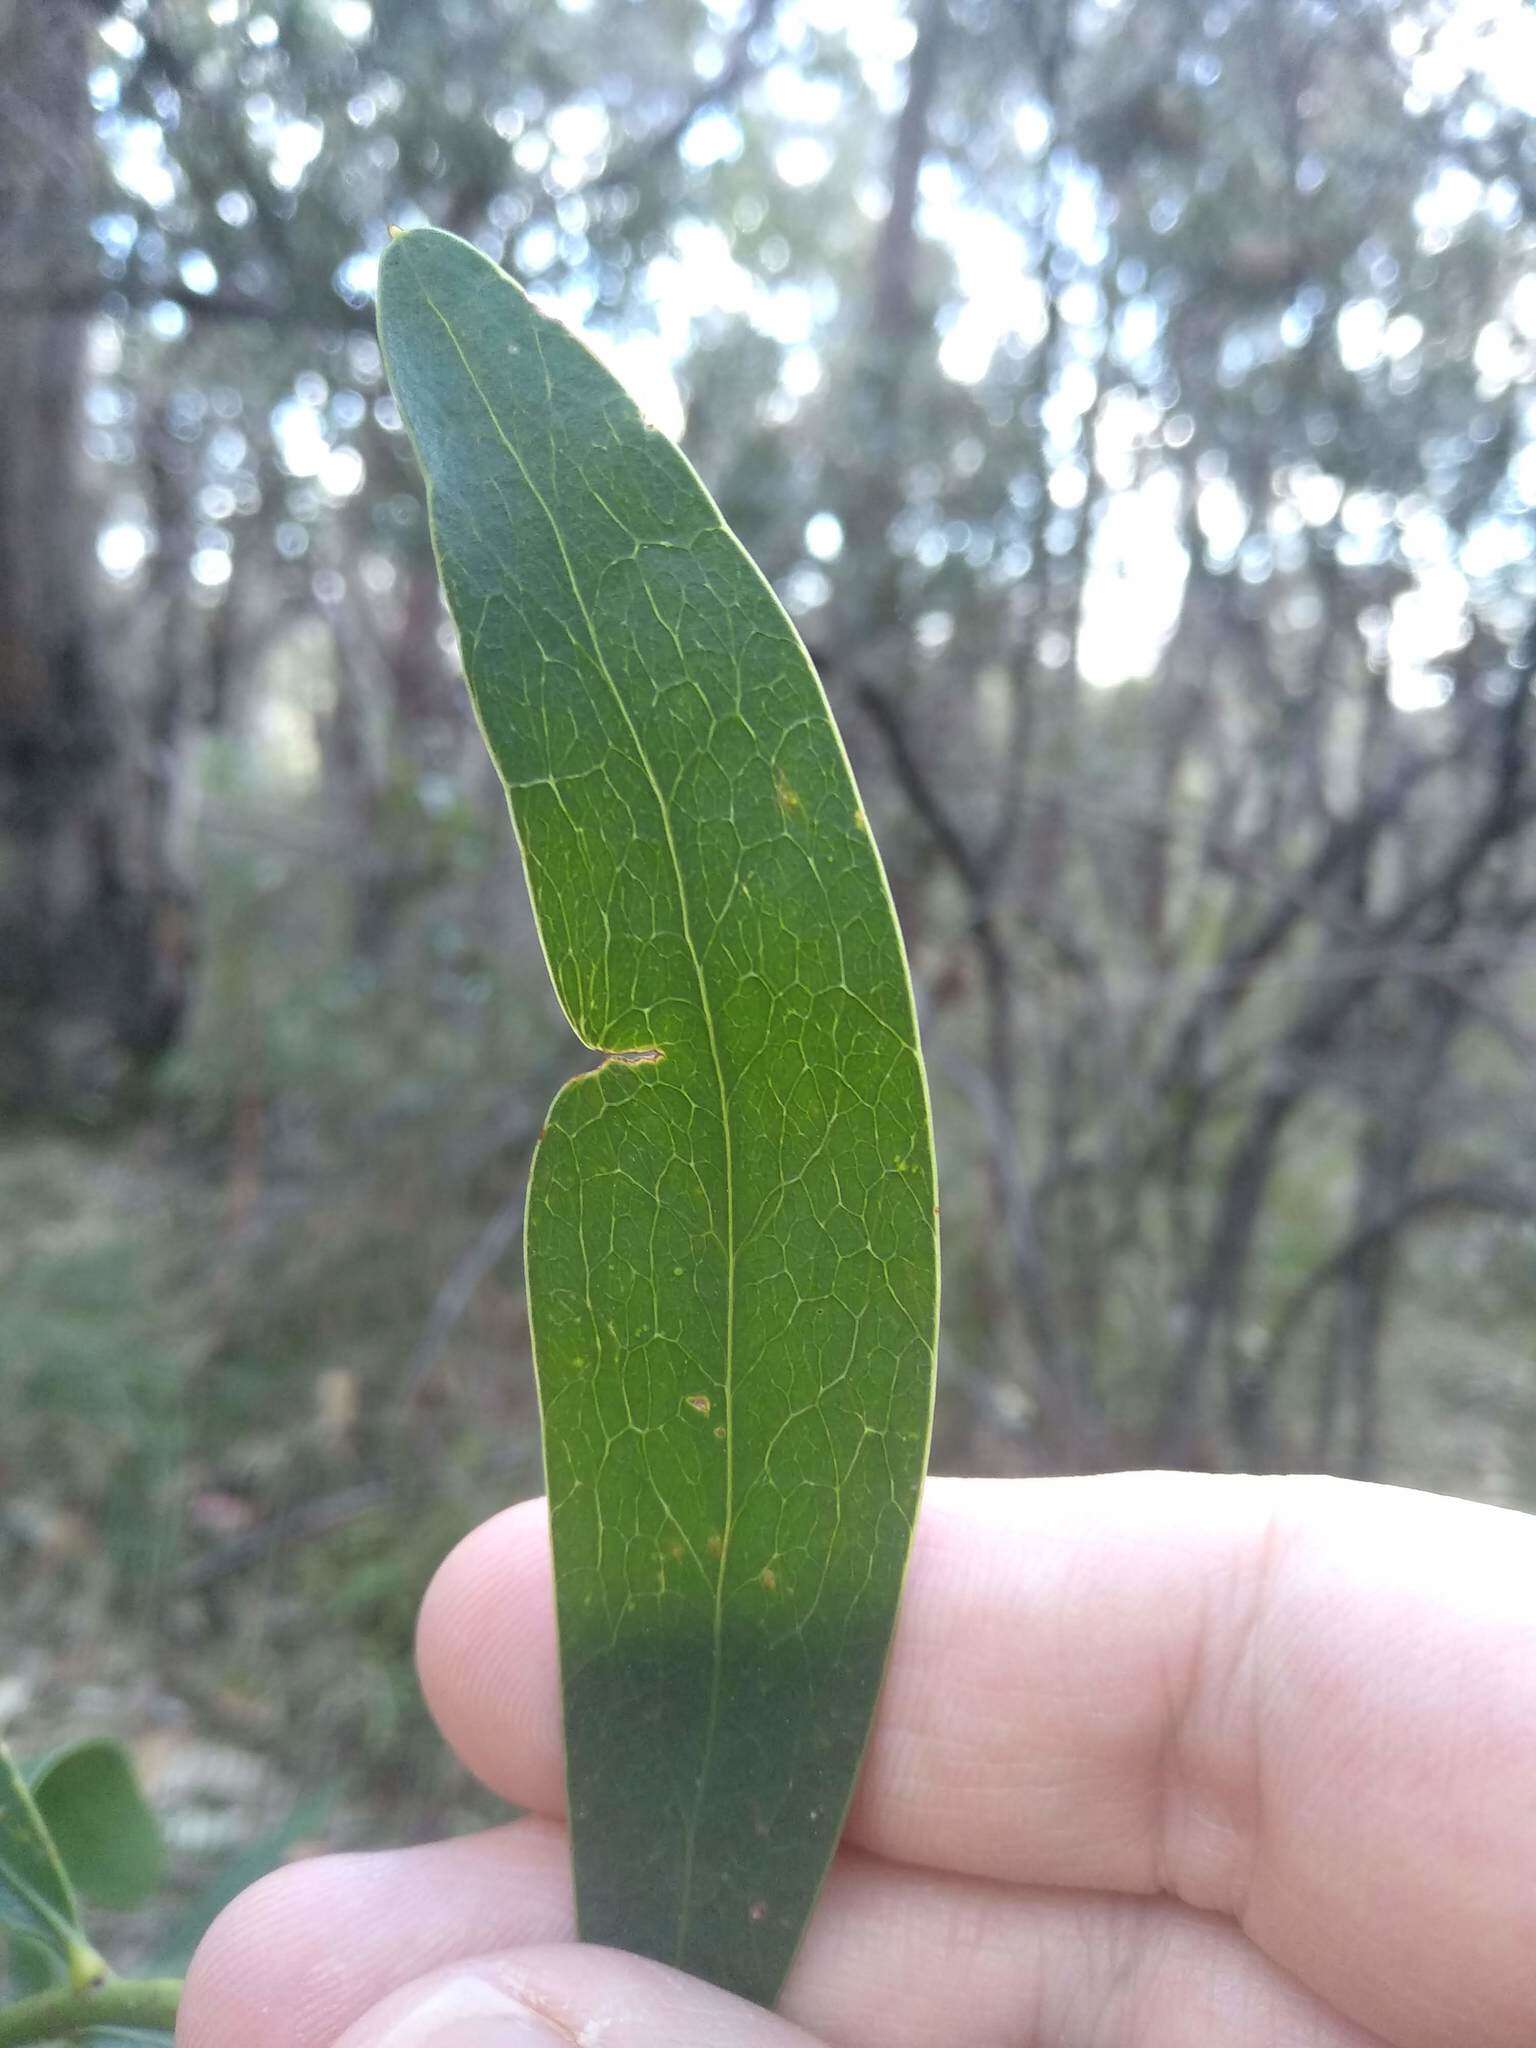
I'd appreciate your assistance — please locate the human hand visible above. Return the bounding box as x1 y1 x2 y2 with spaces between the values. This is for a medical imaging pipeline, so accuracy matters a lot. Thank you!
178 1473 1536 2047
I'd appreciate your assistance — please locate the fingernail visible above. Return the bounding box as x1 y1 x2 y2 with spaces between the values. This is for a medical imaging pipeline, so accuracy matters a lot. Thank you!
361 1972 573 2047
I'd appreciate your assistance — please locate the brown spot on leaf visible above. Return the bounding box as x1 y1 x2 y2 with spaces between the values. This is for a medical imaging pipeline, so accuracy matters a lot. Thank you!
760 1566 777 1592
748 1899 768 1923
685 1392 711 1414
706 1533 723 1559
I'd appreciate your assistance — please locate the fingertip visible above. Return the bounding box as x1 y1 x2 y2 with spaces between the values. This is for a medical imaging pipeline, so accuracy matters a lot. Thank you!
332 1945 824 2048
416 1497 565 1816
177 1823 575 2048
179 1853 360 2047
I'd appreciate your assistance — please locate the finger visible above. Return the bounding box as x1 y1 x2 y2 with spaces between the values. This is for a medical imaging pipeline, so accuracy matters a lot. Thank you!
418 1473 1536 2048
177 1819 571 2048
331 1946 825 2048
176 1815 1386 2048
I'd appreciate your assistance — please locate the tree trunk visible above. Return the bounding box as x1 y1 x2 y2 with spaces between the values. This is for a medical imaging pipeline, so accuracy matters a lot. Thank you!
0 0 189 1109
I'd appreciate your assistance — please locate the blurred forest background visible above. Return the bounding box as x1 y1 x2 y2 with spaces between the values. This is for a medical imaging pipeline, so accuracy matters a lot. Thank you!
3 0 1536 1956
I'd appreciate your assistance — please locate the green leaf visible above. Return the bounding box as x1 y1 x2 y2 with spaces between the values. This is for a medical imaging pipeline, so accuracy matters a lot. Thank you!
29 1740 166 1912
0 1743 81 1956
5 1927 68 2001
377 227 939 2006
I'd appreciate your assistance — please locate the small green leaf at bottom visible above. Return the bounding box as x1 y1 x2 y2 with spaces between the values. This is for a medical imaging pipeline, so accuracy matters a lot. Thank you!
5 1927 67 2002
0 1744 81 1958
29 1740 166 1914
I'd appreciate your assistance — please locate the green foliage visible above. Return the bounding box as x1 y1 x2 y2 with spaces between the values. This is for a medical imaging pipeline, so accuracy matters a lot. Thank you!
29 1742 166 1916
378 227 939 2005
0 1745 82 1966
0 1742 177 2046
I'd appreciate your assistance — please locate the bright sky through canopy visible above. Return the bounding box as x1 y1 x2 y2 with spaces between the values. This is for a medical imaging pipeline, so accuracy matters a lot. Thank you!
93 0 1536 710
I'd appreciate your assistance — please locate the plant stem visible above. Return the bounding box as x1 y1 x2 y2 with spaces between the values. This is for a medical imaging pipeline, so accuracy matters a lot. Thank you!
0 1976 182 2045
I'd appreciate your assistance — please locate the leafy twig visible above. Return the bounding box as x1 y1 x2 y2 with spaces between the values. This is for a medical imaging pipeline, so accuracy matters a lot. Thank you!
0 1976 181 2047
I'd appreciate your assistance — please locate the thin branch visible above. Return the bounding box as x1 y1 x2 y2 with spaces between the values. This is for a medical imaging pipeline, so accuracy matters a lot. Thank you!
1257 1176 1536 1413
855 678 983 895
0 1978 182 2047
0 278 370 331
400 1191 527 1404
173 1440 541 1592
590 0 781 194
173 1480 392 1591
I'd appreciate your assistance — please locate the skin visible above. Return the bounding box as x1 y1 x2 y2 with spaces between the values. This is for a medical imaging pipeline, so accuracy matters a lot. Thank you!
177 1472 1536 2048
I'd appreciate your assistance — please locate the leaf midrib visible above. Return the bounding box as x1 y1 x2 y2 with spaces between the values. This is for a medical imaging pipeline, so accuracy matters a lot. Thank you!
409 260 739 1960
